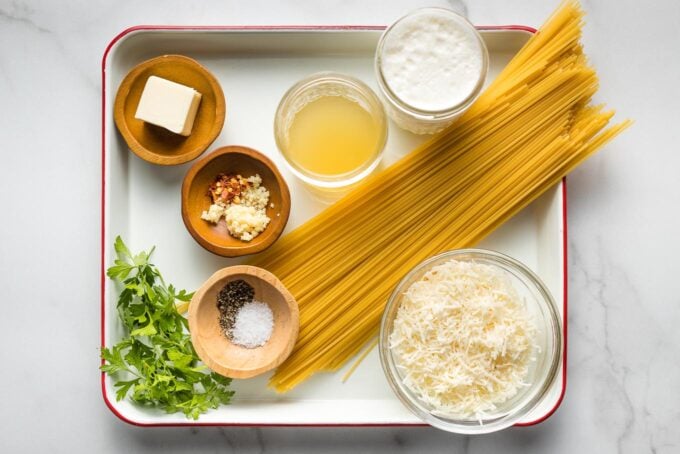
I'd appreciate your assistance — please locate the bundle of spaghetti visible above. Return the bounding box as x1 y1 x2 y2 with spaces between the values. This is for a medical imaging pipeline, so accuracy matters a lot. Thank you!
250 0 631 392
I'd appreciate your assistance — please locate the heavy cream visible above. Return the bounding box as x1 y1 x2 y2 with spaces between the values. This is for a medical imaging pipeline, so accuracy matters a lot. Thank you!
379 10 485 112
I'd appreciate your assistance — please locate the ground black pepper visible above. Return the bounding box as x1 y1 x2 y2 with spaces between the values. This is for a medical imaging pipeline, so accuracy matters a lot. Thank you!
217 279 255 339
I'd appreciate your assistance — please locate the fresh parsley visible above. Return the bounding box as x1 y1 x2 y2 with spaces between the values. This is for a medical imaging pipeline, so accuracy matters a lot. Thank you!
101 236 234 420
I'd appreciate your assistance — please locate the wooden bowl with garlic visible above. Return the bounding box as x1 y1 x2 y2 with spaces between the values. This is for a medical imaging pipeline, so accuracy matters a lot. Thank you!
181 145 291 257
114 54 226 165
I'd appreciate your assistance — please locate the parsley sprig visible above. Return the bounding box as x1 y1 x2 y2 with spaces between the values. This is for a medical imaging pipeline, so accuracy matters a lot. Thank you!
101 236 234 420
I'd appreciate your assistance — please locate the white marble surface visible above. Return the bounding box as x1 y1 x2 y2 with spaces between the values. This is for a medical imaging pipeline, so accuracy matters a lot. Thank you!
0 0 678 452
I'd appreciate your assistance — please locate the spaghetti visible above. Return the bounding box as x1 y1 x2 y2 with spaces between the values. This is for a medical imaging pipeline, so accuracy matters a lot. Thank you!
251 0 631 392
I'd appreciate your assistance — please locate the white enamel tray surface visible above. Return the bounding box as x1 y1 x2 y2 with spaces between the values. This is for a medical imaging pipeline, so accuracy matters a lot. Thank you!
102 26 566 426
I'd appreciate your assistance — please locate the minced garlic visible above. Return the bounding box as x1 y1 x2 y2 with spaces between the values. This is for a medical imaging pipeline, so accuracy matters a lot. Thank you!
224 204 270 241
200 173 271 242
200 203 226 224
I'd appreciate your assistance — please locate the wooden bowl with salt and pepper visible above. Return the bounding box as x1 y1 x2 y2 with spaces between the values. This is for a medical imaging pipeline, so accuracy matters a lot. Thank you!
188 265 299 379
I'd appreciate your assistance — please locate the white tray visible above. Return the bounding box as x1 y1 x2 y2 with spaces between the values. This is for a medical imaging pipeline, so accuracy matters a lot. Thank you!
101 25 567 427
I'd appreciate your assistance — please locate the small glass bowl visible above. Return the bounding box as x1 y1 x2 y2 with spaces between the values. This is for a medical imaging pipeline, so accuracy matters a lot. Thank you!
274 72 388 188
379 249 562 434
374 8 489 134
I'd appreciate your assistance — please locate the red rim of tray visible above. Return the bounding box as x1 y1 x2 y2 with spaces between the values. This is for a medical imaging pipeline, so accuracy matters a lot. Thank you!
101 24 567 428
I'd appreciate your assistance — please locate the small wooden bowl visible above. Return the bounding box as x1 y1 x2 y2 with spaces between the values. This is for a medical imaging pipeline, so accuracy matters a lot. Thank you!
181 145 291 257
114 54 226 165
188 265 299 379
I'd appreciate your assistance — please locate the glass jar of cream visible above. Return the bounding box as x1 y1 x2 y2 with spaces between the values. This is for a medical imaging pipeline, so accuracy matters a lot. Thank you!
375 8 489 134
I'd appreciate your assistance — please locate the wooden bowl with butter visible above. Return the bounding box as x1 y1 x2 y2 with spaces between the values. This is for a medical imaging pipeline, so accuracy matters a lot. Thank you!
114 54 226 165
181 145 291 257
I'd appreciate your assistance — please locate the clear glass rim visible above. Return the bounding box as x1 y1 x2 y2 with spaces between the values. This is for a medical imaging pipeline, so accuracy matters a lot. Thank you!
379 248 563 434
374 7 489 119
273 71 388 188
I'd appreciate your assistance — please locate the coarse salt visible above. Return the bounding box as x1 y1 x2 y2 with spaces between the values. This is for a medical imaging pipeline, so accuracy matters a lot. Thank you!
231 301 274 348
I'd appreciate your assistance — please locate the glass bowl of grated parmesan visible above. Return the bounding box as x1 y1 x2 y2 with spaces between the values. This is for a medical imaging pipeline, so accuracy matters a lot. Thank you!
379 249 562 434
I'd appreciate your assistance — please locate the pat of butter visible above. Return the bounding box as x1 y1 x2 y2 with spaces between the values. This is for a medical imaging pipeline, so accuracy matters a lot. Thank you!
134 76 202 136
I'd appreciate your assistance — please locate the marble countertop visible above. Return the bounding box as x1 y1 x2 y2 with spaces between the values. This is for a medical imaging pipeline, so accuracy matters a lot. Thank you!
1 0 678 452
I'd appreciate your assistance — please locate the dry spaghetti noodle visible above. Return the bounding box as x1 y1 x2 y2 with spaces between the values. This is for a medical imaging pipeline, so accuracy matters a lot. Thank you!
251 0 631 392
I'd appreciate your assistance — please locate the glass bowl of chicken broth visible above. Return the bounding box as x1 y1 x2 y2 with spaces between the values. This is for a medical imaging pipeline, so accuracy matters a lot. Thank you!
274 72 388 188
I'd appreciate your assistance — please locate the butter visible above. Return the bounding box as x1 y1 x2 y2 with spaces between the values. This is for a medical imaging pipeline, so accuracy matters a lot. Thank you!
134 76 202 136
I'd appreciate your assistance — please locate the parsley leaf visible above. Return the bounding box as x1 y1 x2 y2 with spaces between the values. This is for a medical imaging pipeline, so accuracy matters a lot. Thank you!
101 236 234 419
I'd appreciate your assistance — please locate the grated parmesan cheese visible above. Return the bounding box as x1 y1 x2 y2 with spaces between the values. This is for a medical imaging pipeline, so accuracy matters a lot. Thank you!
390 259 537 420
